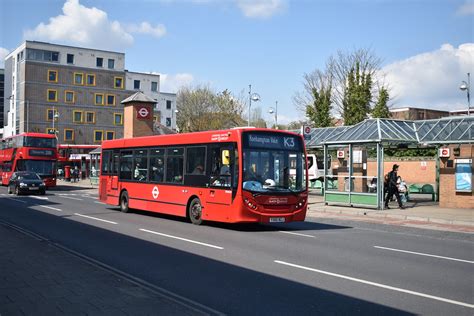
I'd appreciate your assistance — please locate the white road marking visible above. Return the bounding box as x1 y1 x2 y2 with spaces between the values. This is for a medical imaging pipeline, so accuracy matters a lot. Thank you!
374 246 474 264
279 231 315 238
94 201 105 205
140 228 224 250
28 196 49 200
4 197 27 203
39 205 63 212
274 260 474 309
82 195 98 199
60 196 83 201
74 213 117 225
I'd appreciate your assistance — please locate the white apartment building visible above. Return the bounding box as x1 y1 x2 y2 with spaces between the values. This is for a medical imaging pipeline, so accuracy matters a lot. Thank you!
125 71 177 130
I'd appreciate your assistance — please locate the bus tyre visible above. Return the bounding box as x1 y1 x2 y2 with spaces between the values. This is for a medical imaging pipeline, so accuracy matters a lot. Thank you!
120 191 130 213
188 198 203 225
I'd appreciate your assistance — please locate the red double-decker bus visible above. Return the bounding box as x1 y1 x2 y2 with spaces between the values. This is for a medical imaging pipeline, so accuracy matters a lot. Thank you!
99 128 308 225
0 133 58 187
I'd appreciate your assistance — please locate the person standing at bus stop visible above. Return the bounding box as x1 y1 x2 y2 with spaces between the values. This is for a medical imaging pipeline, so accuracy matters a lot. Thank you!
384 164 404 209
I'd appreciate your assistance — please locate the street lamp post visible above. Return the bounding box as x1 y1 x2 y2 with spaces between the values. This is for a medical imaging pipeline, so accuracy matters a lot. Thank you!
459 72 471 116
248 84 261 126
52 107 59 137
172 109 179 132
268 101 278 128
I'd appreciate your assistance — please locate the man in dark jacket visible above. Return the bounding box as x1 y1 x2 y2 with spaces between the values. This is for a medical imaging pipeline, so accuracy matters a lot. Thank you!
384 164 404 209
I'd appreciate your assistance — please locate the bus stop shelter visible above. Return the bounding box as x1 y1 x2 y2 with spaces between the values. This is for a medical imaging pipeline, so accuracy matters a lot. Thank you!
303 116 473 210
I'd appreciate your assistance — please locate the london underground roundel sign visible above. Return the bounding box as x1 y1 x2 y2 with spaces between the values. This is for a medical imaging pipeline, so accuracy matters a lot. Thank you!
137 106 151 119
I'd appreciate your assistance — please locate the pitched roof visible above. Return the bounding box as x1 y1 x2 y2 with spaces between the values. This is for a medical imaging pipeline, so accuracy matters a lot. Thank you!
121 91 156 104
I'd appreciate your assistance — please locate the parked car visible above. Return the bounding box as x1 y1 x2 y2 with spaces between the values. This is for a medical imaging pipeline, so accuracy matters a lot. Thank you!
7 172 46 195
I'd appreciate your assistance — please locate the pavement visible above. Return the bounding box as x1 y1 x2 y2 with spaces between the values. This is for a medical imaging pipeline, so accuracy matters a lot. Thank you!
0 221 208 315
307 192 474 233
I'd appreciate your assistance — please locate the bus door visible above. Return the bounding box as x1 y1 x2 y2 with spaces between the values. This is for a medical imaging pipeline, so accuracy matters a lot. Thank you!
205 145 235 220
110 151 120 191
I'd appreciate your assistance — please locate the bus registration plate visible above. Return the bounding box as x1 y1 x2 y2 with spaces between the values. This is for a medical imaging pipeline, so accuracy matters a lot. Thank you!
270 217 285 223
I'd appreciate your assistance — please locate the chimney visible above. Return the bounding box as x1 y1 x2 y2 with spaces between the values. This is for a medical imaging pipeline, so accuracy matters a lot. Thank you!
121 91 156 138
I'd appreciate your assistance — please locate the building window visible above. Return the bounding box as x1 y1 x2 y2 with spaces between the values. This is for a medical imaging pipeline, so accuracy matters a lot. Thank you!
151 81 158 92
114 113 123 125
48 70 58 83
46 128 57 135
114 77 123 89
108 59 115 69
46 109 58 121
52 52 59 62
105 131 115 140
96 57 103 67
166 100 172 109
65 91 75 103
64 129 74 141
85 112 95 124
86 74 96 86
74 73 84 85
67 54 74 64
95 93 104 105
47 89 58 102
106 94 115 106
134 80 140 90
166 117 171 127
73 110 83 123
94 130 103 142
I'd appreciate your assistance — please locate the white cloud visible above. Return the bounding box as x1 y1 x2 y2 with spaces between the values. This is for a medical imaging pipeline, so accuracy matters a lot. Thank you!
457 0 474 15
126 22 166 39
0 47 9 68
23 0 165 51
160 73 195 92
383 43 474 111
236 0 286 18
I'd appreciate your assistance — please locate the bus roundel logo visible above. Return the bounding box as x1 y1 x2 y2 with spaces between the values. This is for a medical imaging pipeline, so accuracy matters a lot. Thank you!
152 186 159 199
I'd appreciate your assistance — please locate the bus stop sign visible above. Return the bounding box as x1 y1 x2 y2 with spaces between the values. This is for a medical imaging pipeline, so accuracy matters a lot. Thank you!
302 125 311 140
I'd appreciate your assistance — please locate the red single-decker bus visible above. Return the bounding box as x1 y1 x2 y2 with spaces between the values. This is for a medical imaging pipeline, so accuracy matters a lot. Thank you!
0 133 58 187
99 128 308 225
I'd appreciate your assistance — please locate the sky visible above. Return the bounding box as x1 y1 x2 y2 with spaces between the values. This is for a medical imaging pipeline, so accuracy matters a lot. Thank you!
0 0 473 124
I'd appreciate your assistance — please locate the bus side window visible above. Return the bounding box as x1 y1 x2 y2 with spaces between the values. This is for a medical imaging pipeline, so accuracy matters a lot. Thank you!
210 146 231 187
119 151 133 180
165 148 184 184
101 151 111 175
133 149 148 182
149 148 165 183
186 146 206 175
111 151 120 175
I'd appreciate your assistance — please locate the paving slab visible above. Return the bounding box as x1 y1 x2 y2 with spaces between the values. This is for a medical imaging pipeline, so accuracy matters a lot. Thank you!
0 222 209 315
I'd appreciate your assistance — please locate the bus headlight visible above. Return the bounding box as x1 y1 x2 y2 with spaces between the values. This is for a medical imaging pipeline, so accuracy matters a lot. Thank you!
244 198 258 210
296 198 306 209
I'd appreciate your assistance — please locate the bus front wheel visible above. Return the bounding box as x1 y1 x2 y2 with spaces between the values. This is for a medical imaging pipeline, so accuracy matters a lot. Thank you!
188 198 203 225
120 191 130 213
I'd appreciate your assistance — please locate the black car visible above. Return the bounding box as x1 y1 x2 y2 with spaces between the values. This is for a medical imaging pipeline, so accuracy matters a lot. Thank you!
8 172 46 195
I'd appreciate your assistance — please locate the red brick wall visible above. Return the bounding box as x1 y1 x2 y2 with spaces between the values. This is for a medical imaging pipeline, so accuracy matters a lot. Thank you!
439 145 474 209
367 160 436 185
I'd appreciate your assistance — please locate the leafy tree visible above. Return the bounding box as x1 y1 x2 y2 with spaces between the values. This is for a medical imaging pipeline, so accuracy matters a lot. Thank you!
372 87 390 118
176 86 245 132
306 84 333 127
342 61 372 125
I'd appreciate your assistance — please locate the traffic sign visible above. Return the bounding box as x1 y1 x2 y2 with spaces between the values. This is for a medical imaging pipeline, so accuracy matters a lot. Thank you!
337 150 345 159
439 148 450 158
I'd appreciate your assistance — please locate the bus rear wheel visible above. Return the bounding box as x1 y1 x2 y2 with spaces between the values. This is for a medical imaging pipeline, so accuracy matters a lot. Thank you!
188 198 203 225
120 191 130 213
